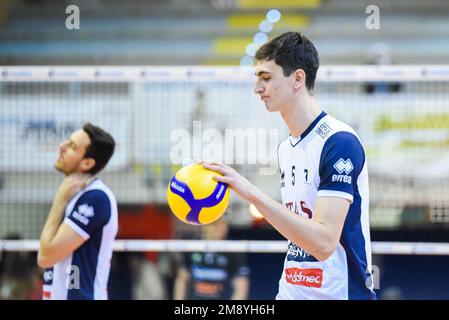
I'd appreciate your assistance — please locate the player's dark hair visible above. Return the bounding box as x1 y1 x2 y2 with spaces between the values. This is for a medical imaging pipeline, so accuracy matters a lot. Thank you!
82 123 115 175
255 31 319 93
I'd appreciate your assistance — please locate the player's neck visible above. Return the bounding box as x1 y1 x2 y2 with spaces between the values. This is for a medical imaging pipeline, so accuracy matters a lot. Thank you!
64 171 94 179
280 93 321 139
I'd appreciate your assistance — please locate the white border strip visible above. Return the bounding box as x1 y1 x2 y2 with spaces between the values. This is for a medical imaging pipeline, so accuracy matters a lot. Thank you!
1 66 449 82
2 240 449 255
64 218 90 240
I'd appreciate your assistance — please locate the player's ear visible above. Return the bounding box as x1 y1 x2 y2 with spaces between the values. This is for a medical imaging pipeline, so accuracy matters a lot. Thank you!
81 158 96 173
293 69 306 91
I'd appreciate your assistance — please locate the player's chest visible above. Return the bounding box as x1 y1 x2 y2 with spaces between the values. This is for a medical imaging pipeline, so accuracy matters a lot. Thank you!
279 148 319 217
279 148 319 190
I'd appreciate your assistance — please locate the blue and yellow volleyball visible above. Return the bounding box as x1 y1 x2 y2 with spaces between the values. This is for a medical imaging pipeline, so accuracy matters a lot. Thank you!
167 163 230 225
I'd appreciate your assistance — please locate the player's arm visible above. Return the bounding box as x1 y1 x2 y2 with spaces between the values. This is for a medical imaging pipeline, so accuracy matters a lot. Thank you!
38 224 86 268
231 276 250 300
250 193 348 261
173 267 190 300
202 162 347 260
38 174 90 268
202 132 364 261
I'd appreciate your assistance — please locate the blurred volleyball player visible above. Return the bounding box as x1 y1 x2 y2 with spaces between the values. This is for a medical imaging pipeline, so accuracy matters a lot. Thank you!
203 32 376 300
174 218 250 300
38 123 117 300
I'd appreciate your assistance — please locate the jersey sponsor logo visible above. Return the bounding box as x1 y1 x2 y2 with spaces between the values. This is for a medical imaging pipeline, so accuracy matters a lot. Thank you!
332 174 352 184
316 122 332 139
42 290 51 299
333 158 354 174
71 203 94 225
43 269 53 283
286 242 317 262
285 268 323 288
285 201 312 219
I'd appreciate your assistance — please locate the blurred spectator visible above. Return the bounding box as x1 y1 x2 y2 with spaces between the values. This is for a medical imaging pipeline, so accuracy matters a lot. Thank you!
364 42 402 94
174 218 250 300
130 253 167 300
0 234 41 300
108 252 168 300
108 252 133 300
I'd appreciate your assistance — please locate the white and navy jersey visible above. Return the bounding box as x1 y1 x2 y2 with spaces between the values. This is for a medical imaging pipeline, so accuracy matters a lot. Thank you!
276 111 376 300
42 178 118 300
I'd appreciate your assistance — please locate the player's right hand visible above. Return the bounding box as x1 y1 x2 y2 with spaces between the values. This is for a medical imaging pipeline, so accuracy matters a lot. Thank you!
201 161 258 203
56 173 92 203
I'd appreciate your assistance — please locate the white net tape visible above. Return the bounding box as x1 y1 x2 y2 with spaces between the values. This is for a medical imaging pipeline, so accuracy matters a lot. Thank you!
1 240 449 255
2 65 449 82
2 66 449 254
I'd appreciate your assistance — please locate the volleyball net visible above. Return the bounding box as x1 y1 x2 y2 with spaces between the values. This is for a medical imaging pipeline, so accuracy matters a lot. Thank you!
1 65 449 246
2 239 449 256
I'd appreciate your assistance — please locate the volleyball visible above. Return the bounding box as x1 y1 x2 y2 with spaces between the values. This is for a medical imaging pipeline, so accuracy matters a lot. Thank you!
167 163 230 225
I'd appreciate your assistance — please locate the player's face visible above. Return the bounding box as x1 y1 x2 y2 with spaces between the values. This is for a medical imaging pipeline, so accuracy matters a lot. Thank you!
253 59 296 112
55 129 92 175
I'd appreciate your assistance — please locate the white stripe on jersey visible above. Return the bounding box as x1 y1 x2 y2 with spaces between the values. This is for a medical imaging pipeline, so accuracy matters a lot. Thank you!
93 183 118 300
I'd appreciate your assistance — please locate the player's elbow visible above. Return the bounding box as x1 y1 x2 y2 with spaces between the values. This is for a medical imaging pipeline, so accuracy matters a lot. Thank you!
37 247 55 268
315 242 338 261
37 253 53 268
315 251 332 262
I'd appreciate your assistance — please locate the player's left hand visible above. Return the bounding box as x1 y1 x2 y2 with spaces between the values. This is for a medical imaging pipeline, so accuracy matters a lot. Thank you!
201 161 257 203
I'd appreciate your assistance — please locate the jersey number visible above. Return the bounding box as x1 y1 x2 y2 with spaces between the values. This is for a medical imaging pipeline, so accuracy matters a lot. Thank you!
292 166 296 186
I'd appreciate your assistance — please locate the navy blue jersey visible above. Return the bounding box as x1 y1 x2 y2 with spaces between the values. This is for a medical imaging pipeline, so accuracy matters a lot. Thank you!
43 179 118 300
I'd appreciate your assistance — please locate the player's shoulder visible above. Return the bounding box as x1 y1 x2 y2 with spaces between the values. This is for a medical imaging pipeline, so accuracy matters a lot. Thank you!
77 179 115 206
78 188 108 203
324 115 357 135
93 178 116 199
324 115 362 145
319 117 366 170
